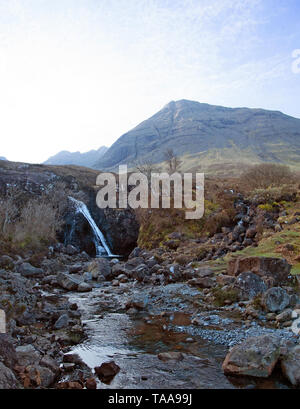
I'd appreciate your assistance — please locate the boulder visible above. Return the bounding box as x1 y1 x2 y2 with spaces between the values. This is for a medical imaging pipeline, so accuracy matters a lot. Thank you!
77 282 92 292
222 335 282 378
262 287 290 313
17 262 44 278
65 244 78 256
88 258 112 280
228 257 291 285
0 334 17 368
234 271 267 300
188 277 215 288
16 344 41 366
0 362 18 389
281 345 300 386
54 314 69 330
57 272 79 291
94 361 120 383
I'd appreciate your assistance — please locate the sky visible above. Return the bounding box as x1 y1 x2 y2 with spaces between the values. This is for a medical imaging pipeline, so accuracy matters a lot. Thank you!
0 0 300 163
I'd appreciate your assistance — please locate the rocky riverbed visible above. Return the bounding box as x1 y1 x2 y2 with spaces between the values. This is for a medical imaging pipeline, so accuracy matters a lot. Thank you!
1 244 300 389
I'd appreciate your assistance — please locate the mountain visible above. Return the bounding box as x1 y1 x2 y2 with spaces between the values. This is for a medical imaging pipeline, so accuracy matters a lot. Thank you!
44 146 108 167
94 100 300 171
0 157 7 161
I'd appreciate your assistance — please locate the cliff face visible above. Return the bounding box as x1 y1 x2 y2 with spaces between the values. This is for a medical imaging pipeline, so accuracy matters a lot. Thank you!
94 100 300 170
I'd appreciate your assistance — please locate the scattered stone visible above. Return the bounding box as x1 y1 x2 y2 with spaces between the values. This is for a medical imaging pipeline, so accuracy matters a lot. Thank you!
276 309 292 323
77 282 92 292
17 262 43 278
0 362 19 388
86 377 97 389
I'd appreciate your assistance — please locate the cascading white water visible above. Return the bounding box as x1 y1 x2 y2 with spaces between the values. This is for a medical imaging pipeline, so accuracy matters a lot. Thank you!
68 197 113 257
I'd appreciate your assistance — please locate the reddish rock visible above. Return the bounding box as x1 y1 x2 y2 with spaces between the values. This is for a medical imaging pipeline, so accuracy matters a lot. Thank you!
157 352 184 362
227 257 291 285
94 361 120 383
86 377 97 389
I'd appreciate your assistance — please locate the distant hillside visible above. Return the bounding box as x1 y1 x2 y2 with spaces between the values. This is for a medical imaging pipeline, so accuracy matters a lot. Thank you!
0 156 7 161
44 146 108 167
94 100 300 171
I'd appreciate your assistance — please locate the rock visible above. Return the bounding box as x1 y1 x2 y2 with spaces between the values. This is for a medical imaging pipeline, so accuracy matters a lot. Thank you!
0 334 17 368
157 352 184 362
188 277 215 288
57 272 79 291
62 363 75 371
228 257 291 285
69 264 82 273
17 262 44 278
0 362 18 388
222 335 282 378
0 255 15 270
263 287 290 313
276 309 292 323
281 345 300 386
216 275 236 286
77 282 92 292
88 258 112 280
245 227 257 239
94 361 120 383
86 377 97 389
39 355 60 375
54 314 69 330
65 244 78 256
235 271 267 300
16 345 41 366
197 267 214 278
57 381 83 389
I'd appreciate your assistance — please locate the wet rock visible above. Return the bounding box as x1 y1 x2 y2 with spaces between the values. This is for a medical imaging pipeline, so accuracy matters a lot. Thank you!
0 362 18 389
94 361 120 383
263 287 290 313
157 352 184 362
69 264 82 274
62 363 75 372
235 271 267 300
54 314 69 330
86 377 97 389
77 282 92 292
65 245 78 256
56 381 83 389
57 272 79 291
222 335 282 378
228 257 291 285
17 262 44 278
281 345 300 386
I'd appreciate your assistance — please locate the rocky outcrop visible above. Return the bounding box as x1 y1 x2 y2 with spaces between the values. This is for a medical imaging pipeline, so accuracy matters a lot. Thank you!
228 257 291 285
262 287 290 313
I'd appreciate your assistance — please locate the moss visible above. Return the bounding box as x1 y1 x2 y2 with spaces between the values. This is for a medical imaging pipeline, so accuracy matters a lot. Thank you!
291 263 300 276
211 286 240 307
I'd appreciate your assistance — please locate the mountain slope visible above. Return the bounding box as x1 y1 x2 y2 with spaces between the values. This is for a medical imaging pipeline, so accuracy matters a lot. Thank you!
94 100 300 171
44 146 108 167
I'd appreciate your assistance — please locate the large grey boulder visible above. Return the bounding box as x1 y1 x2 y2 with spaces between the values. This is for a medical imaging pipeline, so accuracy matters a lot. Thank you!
88 258 111 280
16 344 41 366
235 271 267 300
222 335 282 378
263 287 290 313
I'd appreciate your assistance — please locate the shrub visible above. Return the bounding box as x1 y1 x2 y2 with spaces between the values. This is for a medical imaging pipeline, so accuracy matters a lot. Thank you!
240 163 295 190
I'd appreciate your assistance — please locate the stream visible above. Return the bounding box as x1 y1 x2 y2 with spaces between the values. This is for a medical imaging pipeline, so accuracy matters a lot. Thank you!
65 281 291 389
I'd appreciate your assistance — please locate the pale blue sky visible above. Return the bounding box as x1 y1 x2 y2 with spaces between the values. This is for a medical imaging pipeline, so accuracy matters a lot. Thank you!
0 0 300 163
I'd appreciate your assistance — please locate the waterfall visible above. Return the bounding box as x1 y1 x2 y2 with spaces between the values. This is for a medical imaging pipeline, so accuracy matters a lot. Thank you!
68 197 113 257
